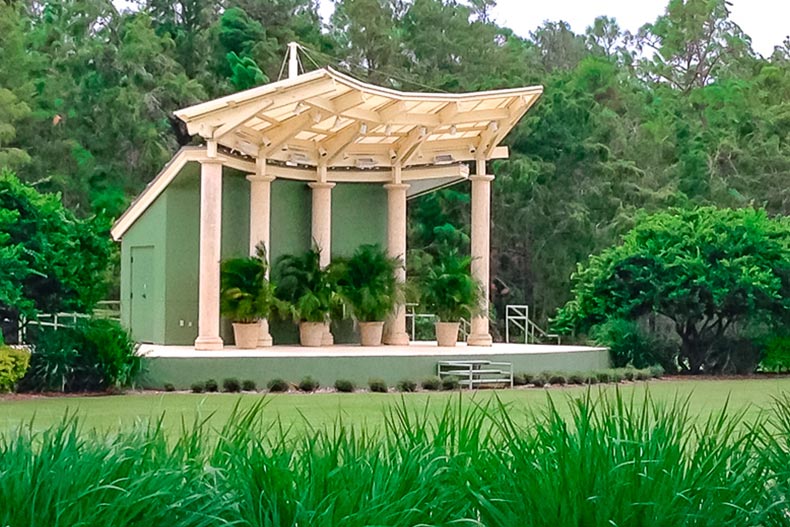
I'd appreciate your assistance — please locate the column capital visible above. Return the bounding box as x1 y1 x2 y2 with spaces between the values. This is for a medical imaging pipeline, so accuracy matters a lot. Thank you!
383 183 410 191
200 157 224 166
469 174 495 182
246 174 276 183
308 181 336 190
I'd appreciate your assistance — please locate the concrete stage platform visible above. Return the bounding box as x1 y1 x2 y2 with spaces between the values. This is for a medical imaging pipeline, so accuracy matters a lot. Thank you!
139 342 609 389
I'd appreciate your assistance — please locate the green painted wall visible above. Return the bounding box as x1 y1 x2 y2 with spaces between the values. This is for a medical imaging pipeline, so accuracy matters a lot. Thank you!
121 162 390 346
120 193 167 344
140 349 611 390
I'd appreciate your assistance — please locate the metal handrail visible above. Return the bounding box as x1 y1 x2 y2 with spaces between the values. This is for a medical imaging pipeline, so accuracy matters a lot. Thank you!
405 303 471 342
505 304 561 344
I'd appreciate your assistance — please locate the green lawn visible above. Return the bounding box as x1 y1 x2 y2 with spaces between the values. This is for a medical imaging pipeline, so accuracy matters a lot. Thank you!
2 377 790 436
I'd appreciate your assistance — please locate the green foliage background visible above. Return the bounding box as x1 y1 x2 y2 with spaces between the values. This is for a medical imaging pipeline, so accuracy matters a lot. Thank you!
0 0 788 329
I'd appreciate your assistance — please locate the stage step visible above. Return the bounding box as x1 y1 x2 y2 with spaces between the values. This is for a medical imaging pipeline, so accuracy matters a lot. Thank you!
437 360 513 389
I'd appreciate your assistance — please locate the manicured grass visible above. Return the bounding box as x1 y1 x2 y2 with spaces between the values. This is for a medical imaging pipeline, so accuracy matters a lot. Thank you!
2 377 790 435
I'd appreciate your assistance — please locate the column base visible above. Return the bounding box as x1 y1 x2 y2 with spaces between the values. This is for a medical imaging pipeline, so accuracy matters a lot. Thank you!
194 336 224 351
383 331 410 346
257 320 273 347
467 333 493 347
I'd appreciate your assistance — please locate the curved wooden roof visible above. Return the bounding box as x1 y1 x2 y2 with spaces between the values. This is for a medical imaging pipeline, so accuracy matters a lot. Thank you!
175 67 542 169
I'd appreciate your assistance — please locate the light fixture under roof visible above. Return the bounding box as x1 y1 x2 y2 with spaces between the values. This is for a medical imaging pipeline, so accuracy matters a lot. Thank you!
294 101 305 115
449 125 457 135
360 122 368 134
384 124 392 135
488 121 498 132
286 152 309 166
433 154 455 165
355 157 376 169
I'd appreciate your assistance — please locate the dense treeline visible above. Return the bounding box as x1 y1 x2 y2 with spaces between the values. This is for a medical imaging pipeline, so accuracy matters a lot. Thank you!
0 0 788 327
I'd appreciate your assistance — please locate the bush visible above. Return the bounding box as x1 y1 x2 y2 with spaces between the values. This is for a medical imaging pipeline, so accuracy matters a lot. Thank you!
421 376 442 391
567 373 585 385
531 374 547 388
396 379 417 392
547 373 566 385
334 379 355 393
163 383 176 392
205 379 218 393
222 378 241 393
368 378 388 393
513 373 528 386
191 382 205 393
648 365 665 378
0 346 30 392
242 379 257 391
585 373 599 384
595 371 611 383
591 319 666 369
23 319 140 392
622 368 636 381
761 336 790 372
635 369 651 381
298 376 320 392
267 378 289 392
441 375 460 391
609 370 624 383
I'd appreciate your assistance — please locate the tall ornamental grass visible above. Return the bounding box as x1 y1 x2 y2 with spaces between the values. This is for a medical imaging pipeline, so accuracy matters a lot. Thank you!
2 390 790 526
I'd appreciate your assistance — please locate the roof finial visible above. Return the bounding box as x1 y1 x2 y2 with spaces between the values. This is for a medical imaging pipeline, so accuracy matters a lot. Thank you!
288 42 299 79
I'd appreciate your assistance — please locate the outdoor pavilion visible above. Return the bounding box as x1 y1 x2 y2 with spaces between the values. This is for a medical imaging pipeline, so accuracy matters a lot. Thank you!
134 45 543 351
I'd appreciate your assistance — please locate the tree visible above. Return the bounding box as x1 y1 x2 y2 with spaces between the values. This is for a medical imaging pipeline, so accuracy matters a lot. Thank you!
0 170 112 342
554 207 790 373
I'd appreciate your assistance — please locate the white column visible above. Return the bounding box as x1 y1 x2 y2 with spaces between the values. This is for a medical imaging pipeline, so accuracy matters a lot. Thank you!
309 180 335 267
195 156 224 350
467 157 493 346
247 154 274 347
309 168 335 345
383 182 410 345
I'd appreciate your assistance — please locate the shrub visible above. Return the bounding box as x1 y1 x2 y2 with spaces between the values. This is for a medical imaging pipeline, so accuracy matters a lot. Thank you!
334 379 355 393
267 378 289 392
648 365 665 378
242 379 257 391
222 378 242 393
547 373 566 385
441 375 460 391
595 371 611 383
761 336 790 372
622 368 637 381
590 318 664 369
190 382 205 393
567 373 585 385
396 379 417 392
23 318 140 392
163 383 176 392
0 346 30 392
205 379 218 392
421 376 442 391
513 373 528 386
635 369 651 381
298 376 320 392
585 373 599 384
610 370 624 383
368 378 388 393
531 374 547 388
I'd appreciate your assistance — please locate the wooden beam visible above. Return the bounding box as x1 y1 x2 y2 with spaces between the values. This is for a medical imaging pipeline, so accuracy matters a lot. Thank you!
212 98 274 140
261 111 316 157
321 122 363 165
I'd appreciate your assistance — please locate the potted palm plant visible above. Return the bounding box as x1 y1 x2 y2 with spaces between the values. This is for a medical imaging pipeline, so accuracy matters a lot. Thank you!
274 249 337 347
220 244 277 349
334 244 400 346
420 251 483 347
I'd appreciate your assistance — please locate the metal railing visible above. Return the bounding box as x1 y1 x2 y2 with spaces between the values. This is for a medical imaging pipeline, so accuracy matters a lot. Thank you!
505 304 561 344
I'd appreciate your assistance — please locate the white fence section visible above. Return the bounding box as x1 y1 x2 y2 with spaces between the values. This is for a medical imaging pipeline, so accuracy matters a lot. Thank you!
19 301 122 342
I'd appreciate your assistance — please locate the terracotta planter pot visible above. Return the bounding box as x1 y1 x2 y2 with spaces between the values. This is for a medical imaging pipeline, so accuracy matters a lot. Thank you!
435 321 460 347
299 321 326 347
233 321 260 349
358 321 385 346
